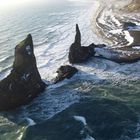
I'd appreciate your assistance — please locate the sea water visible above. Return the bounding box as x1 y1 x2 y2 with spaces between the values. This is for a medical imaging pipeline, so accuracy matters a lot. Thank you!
0 0 140 139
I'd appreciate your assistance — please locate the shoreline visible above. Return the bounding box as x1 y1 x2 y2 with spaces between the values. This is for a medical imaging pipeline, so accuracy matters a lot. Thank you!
91 0 116 45
123 0 140 12
90 1 109 44
92 0 137 46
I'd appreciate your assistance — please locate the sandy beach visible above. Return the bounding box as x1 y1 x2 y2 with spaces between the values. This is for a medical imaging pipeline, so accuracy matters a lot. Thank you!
92 0 140 46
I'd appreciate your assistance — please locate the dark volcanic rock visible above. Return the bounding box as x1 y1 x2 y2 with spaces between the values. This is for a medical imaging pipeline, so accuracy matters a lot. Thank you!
123 22 140 46
94 45 140 63
0 34 46 111
54 65 78 84
123 22 137 30
129 30 140 46
68 24 96 64
24 99 138 140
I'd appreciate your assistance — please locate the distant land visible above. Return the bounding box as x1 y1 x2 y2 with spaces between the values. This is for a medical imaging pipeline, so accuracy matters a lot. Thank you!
123 0 140 12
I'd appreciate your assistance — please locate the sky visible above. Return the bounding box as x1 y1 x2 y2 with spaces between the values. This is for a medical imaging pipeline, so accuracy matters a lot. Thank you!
0 0 29 7
0 0 92 10
0 0 60 8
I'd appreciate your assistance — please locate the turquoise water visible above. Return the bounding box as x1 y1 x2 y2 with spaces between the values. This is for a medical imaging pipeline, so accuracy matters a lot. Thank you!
0 0 140 139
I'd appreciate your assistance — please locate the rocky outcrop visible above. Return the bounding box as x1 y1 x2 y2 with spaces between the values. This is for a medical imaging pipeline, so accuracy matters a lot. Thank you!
123 22 137 30
68 24 95 64
54 65 78 84
95 45 140 63
0 34 46 111
94 23 140 63
96 22 140 63
128 30 140 46
123 22 140 45
24 99 138 140
68 24 140 63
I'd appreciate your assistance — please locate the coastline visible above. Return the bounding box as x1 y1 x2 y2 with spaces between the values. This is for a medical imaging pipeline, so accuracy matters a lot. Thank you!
92 0 138 46
91 0 117 45
123 0 140 12
0 1 140 140
90 1 109 44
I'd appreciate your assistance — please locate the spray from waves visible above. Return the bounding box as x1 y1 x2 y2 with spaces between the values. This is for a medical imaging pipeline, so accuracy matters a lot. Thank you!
0 1 140 139
26 118 36 126
0 2 99 140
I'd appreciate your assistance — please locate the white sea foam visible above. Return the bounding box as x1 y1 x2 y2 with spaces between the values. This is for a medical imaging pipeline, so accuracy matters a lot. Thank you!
74 116 87 125
0 1 140 139
133 46 140 49
84 135 95 140
124 31 134 46
111 15 121 26
98 12 106 25
109 29 122 34
26 117 36 126
95 47 116 59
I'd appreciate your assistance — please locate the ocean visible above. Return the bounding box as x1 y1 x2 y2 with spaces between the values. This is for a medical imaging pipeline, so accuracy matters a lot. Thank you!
0 0 140 139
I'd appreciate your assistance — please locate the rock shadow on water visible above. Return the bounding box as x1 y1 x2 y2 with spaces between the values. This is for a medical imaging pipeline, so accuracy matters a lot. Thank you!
23 98 139 140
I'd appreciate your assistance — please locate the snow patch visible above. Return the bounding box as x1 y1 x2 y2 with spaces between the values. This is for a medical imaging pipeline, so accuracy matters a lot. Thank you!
111 15 121 26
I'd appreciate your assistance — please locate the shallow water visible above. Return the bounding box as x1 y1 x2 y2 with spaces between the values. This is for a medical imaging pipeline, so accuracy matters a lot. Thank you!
0 0 140 139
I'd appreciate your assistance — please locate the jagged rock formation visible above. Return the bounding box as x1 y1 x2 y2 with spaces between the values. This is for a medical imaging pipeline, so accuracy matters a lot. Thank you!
94 23 140 63
24 99 138 140
68 24 95 64
129 30 140 46
69 23 140 63
0 34 46 111
123 23 140 46
95 44 140 63
54 65 78 84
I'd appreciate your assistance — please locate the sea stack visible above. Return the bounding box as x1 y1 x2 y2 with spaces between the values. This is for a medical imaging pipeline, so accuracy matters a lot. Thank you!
68 24 95 64
54 65 78 84
0 34 46 111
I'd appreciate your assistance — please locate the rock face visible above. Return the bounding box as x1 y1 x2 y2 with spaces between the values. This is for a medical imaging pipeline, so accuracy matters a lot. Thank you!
54 65 78 84
0 34 46 111
68 24 95 64
94 25 140 63
24 99 138 140
123 22 137 30
95 45 140 63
